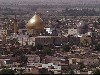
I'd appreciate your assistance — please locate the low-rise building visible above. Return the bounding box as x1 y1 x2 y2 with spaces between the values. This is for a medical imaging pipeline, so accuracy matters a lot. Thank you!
68 28 78 35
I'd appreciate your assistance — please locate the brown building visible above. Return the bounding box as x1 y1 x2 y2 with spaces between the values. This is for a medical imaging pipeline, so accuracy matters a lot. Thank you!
35 36 67 46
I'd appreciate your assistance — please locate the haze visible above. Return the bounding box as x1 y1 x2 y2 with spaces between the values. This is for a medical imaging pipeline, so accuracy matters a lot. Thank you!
0 0 100 5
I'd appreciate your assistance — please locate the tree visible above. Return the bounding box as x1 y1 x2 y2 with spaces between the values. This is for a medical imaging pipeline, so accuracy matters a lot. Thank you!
98 18 100 24
0 69 15 74
36 44 43 50
68 69 75 74
19 54 28 67
43 47 54 55
92 69 100 74
94 43 100 51
81 39 90 47
62 44 71 52
39 68 49 74
30 45 36 51
48 70 54 75
36 47 54 56
19 68 24 74
79 62 85 70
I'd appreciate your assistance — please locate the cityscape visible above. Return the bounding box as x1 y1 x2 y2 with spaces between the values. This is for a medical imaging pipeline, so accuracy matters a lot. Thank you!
0 0 100 74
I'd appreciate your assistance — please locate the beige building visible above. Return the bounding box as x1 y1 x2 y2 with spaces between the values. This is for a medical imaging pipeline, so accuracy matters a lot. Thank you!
68 58 81 65
68 28 78 35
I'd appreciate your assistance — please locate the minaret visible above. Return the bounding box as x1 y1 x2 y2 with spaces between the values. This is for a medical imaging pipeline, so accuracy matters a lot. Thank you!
13 15 17 34
12 15 18 39
2 22 7 43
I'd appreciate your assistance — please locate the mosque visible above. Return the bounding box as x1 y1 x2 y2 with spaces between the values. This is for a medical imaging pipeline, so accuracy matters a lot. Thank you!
26 13 65 46
0 13 65 46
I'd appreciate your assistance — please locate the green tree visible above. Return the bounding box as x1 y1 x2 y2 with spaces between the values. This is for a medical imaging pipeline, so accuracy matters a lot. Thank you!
43 47 54 55
79 62 85 70
68 69 75 74
0 69 15 74
94 43 100 51
81 39 90 47
30 45 36 51
36 44 43 50
92 69 100 74
19 54 28 67
39 68 49 74
62 44 71 52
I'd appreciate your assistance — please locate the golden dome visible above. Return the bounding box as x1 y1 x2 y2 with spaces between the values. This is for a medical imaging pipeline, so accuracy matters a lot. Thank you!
27 14 44 30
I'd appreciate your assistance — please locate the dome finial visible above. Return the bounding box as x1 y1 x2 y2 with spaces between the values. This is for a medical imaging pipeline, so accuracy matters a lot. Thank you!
35 12 37 14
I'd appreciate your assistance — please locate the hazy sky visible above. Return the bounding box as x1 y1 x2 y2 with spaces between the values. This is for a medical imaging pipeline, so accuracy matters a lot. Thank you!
0 0 100 5
0 0 99 2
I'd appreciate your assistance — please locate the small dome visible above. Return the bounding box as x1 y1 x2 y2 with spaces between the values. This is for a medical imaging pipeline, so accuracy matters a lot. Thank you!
26 14 44 30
